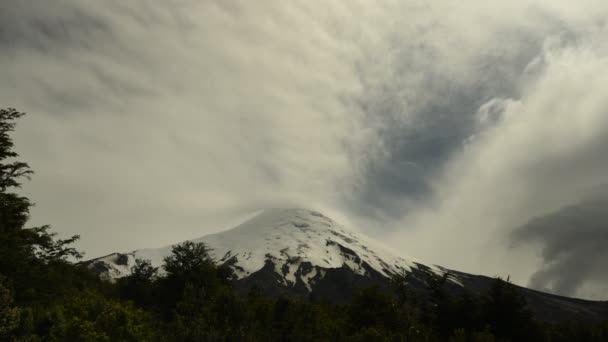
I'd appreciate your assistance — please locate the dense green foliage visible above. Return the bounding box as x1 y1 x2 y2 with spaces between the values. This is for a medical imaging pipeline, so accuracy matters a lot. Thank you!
1 108 608 341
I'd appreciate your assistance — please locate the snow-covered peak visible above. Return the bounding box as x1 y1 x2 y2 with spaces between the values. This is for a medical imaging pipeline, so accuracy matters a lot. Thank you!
86 208 444 288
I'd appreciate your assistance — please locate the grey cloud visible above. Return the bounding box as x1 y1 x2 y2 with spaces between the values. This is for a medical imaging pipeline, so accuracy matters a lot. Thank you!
388 25 608 299
0 2 109 50
348 27 548 222
513 191 608 298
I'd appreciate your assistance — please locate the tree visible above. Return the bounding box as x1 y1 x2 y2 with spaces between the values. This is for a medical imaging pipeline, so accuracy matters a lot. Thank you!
163 241 215 277
46 290 156 341
120 259 158 308
0 109 32 191
0 108 81 303
481 277 540 341
156 241 232 316
0 277 19 341
131 258 159 282
348 286 401 334
162 241 233 288
0 108 33 240
162 241 224 294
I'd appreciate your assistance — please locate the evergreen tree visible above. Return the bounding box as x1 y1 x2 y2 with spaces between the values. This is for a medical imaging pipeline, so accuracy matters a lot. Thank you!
0 108 82 304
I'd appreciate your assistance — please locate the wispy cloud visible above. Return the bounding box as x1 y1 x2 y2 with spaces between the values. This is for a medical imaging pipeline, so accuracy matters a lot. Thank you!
2 0 608 299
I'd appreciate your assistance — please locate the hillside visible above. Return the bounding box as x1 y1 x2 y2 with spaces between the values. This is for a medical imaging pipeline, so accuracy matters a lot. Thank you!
86 208 608 322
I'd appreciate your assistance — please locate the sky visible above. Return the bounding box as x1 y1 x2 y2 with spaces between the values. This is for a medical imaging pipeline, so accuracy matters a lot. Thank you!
1 0 608 300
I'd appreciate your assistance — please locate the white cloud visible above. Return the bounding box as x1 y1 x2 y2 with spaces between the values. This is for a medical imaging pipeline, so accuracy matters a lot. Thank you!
1 0 371 255
2 0 608 298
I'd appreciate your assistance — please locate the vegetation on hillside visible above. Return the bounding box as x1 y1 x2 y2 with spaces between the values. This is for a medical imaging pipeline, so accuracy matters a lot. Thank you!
1 108 607 341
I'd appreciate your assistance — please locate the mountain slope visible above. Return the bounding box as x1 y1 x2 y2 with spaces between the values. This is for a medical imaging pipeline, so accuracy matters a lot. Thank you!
85 208 608 321
87 208 448 290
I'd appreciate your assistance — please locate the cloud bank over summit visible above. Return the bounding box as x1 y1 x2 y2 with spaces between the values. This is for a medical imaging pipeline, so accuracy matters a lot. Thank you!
2 0 608 299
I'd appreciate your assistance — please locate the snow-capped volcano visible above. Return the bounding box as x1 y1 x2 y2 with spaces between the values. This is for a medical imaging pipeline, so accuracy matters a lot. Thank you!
85 208 608 320
86 208 446 290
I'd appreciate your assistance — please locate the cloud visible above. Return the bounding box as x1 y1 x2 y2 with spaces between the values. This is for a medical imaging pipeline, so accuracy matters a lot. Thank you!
1 0 372 255
388 25 608 299
513 189 608 298
2 0 608 299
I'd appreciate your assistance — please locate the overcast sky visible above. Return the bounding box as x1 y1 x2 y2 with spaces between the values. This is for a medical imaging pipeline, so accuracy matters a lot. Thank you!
2 0 608 300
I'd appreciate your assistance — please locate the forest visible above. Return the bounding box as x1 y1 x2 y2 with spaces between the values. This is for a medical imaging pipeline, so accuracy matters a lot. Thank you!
1 108 608 341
